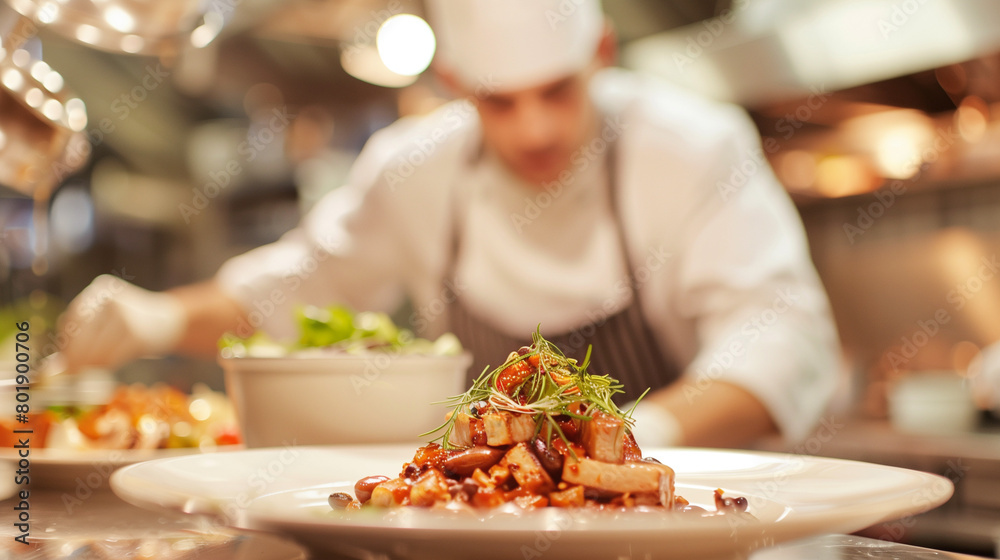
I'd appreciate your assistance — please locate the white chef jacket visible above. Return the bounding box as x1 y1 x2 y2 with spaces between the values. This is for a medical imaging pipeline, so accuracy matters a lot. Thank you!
216 68 842 442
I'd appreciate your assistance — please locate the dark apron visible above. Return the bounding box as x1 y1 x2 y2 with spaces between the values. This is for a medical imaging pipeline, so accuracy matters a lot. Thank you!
446 137 680 405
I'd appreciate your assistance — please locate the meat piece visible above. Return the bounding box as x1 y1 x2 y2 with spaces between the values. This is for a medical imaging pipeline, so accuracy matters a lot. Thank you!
482 411 512 446
623 432 643 462
488 463 511 486
448 412 474 448
409 469 450 507
580 410 626 464
562 457 674 505
510 412 537 442
483 411 536 446
410 443 449 472
513 494 549 509
500 443 555 494
369 477 410 507
549 485 585 508
472 487 505 508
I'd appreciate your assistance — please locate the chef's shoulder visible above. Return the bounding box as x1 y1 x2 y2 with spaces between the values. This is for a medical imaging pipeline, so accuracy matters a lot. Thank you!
593 67 759 161
348 100 480 195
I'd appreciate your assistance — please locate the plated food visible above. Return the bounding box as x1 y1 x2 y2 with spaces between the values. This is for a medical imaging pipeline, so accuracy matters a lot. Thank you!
0 382 239 451
329 331 747 514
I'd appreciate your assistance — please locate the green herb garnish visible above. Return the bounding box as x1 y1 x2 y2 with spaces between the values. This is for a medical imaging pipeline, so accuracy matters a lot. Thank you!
422 327 646 451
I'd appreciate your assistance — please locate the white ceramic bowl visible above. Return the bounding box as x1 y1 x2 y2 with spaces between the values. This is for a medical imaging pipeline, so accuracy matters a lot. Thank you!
887 371 978 435
220 351 472 448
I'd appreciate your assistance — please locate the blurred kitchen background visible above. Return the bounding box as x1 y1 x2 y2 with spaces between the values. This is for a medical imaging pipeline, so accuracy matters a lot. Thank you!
3 0 1000 554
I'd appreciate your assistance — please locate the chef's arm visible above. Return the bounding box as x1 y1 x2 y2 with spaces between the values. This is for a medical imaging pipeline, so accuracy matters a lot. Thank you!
57 276 248 371
641 379 778 448
625 109 840 448
168 280 248 359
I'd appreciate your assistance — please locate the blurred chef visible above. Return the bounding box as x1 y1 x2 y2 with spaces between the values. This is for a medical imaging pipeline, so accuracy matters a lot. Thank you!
58 0 841 448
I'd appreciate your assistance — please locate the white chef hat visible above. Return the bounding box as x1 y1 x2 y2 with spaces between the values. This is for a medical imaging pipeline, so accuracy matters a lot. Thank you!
426 0 605 93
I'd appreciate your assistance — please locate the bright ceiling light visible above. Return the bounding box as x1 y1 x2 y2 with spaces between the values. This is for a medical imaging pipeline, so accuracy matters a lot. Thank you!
66 98 88 131
376 14 435 76
24 87 43 108
104 6 135 33
37 1 59 24
76 24 100 44
120 34 144 53
30 60 50 81
341 44 418 88
42 98 63 121
190 11 225 48
2 69 24 91
43 71 64 93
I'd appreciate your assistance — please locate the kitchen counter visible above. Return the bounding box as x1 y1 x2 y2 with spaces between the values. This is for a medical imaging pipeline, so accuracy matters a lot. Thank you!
753 418 1000 556
0 484 992 559
0 488 308 559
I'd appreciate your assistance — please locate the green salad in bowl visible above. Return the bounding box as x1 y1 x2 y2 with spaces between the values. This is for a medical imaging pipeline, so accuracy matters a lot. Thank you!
219 305 462 358
217 305 471 446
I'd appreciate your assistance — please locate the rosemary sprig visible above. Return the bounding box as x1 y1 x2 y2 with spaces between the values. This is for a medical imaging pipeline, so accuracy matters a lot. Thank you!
421 327 647 450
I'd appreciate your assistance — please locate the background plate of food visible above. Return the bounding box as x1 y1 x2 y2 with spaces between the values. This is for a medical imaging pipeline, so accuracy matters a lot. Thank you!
0 379 241 490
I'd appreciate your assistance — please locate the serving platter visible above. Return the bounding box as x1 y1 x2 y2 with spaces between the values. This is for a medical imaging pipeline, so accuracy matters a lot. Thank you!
0 445 241 491
110 445 953 559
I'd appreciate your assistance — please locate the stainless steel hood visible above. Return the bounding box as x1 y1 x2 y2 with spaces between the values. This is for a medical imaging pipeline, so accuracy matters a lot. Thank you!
623 0 1000 107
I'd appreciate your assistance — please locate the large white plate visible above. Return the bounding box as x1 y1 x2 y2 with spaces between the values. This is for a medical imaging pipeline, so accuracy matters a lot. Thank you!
0 445 241 491
111 445 954 560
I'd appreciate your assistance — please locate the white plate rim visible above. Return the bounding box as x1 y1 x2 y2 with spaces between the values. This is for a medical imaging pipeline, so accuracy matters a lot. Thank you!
0 444 243 466
110 445 954 534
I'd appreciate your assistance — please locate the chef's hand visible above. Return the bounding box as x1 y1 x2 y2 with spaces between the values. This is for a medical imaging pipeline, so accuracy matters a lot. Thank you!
625 400 683 448
627 380 778 448
58 275 186 371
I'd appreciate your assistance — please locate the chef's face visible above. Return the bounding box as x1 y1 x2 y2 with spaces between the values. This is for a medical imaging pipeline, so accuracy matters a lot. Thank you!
439 25 616 187
474 72 598 186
